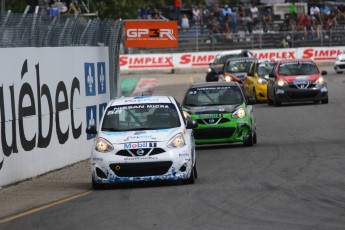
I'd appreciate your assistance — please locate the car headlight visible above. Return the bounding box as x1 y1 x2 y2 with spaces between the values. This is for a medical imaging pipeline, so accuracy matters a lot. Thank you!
316 76 324 85
183 111 191 120
225 75 232 82
207 68 212 73
167 133 185 149
232 108 246 118
258 77 268 85
95 137 114 152
277 79 287 87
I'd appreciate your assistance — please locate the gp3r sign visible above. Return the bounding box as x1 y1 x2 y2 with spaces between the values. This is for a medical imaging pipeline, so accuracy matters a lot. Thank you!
125 21 178 48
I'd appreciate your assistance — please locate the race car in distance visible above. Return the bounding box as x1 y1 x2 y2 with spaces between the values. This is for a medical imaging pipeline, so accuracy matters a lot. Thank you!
206 49 254 82
181 82 257 146
86 96 198 189
334 50 345 74
219 57 258 88
267 59 328 106
243 58 279 102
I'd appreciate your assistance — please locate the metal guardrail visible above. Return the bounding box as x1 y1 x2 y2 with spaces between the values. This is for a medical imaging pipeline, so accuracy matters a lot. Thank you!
0 8 124 98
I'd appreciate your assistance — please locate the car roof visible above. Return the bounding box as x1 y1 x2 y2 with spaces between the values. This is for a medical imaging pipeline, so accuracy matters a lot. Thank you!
277 58 315 63
218 49 249 56
189 81 240 89
225 57 257 62
109 96 175 106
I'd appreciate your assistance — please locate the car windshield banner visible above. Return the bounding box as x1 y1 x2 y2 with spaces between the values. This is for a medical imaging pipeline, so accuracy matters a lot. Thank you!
125 21 178 48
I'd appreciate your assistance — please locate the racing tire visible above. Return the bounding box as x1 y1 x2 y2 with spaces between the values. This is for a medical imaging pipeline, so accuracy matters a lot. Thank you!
244 131 254 147
92 176 105 190
274 94 281 107
321 97 329 104
268 97 274 106
253 131 257 144
183 163 197 185
253 88 258 103
336 71 343 74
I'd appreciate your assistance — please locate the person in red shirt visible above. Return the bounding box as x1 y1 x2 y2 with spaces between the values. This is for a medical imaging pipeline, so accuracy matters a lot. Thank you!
174 0 182 21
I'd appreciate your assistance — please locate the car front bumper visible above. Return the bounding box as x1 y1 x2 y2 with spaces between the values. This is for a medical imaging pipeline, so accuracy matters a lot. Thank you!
275 84 328 102
192 118 252 145
255 84 268 101
334 61 345 70
91 144 193 184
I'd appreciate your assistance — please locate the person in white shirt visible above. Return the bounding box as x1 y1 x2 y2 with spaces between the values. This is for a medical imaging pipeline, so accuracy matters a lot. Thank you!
250 4 260 26
181 14 189 32
192 6 201 23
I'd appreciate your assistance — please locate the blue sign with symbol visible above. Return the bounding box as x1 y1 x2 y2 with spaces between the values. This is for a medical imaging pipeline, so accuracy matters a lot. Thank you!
85 63 96 96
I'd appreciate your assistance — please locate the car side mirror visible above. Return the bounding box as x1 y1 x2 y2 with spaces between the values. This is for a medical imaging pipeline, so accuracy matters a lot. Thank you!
86 125 97 135
247 98 256 105
186 120 198 129
321 70 327 75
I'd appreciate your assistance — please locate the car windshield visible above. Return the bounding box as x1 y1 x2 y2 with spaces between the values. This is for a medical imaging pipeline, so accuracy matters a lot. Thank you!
184 86 244 106
101 103 181 131
278 61 319 75
225 59 254 73
258 62 276 77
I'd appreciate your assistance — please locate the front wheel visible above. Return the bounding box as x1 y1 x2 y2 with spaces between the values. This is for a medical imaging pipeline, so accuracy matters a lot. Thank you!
321 97 329 104
92 176 105 190
183 163 197 184
244 131 254 147
274 94 281 107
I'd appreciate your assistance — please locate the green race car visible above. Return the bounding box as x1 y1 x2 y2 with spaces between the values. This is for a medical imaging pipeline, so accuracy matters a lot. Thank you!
182 82 257 146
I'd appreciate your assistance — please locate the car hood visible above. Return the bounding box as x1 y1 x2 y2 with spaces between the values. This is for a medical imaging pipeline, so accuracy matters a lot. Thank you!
226 72 247 81
101 128 180 143
184 104 240 114
278 74 321 83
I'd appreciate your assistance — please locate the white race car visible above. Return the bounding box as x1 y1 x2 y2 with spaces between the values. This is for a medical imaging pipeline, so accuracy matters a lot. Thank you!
334 52 345 74
86 96 198 189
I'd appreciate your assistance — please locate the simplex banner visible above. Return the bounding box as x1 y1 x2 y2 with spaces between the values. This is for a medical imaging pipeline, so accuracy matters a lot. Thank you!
120 47 343 71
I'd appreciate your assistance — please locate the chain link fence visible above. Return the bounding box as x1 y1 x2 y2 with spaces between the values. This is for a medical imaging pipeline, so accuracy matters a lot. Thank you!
0 8 124 98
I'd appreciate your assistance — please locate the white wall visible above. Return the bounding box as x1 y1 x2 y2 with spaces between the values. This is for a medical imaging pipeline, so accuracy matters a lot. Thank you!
0 47 109 187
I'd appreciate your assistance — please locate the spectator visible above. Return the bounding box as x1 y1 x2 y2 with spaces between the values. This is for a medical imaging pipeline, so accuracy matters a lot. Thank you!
230 11 238 33
222 4 232 17
337 4 345 20
201 4 209 26
38 0 50 15
181 14 189 32
289 1 298 22
261 7 271 24
192 6 201 23
310 4 320 18
151 8 160 19
243 10 254 33
237 4 245 21
139 6 148 19
250 4 260 26
174 0 182 21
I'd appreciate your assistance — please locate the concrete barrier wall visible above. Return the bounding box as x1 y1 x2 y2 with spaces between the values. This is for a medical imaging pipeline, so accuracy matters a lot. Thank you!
0 47 109 187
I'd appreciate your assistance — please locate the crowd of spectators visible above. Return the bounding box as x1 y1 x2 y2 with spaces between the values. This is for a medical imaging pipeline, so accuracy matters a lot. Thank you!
26 0 80 15
157 2 345 47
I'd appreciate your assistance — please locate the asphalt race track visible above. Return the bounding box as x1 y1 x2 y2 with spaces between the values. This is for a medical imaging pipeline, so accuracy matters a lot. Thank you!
1 65 345 230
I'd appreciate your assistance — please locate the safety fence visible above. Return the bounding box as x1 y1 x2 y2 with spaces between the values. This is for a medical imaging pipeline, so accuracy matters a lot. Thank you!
123 22 345 55
0 7 124 98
